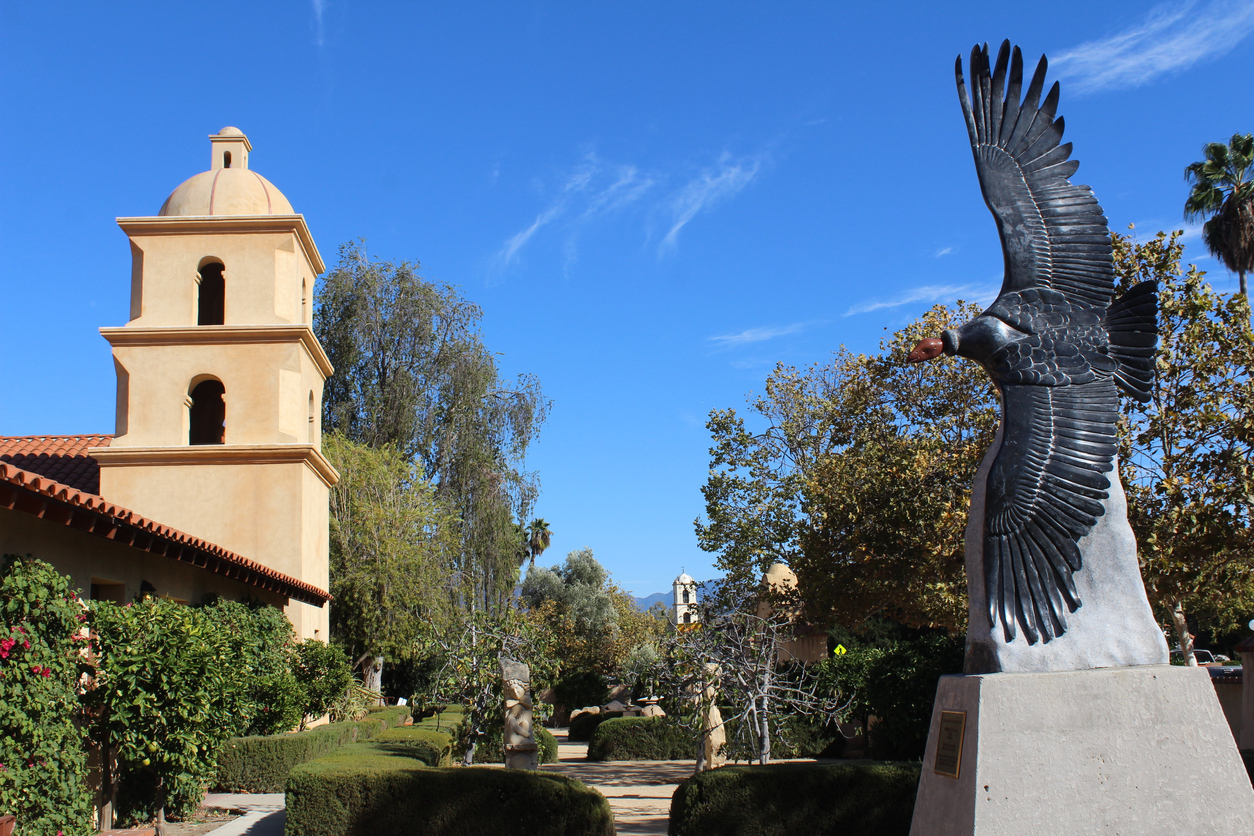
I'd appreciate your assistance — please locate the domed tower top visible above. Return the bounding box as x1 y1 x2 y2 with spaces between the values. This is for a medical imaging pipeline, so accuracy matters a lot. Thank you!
157 127 294 217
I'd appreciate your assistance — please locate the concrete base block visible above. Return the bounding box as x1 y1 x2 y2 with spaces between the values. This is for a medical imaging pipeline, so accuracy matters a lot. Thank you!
909 665 1254 836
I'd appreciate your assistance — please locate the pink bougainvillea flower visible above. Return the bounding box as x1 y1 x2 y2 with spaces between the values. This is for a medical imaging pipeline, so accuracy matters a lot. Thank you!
22 639 30 650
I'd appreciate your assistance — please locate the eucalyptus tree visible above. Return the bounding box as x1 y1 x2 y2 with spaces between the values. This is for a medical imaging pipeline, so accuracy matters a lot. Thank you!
316 241 550 613
1184 133 1253 301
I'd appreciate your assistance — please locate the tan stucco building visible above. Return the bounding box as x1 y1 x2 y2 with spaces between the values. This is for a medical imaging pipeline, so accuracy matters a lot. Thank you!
0 128 335 637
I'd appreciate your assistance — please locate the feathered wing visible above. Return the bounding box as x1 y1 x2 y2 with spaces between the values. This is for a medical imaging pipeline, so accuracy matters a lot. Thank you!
984 380 1119 643
956 41 1114 309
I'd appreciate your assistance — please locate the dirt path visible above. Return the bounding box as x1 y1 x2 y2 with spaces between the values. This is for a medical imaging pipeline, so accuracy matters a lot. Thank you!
541 730 690 836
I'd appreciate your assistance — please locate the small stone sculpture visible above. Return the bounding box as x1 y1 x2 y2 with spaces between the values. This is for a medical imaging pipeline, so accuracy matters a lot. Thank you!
908 41 1168 673
501 657 539 769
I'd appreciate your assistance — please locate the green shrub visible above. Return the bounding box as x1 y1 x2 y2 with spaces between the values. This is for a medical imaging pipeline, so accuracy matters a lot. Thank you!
214 707 412 792
89 596 246 824
468 724 559 764
568 710 620 742
0 555 94 834
373 727 454 767
588 717 692 761
295 640 353 727
286 757 613 836
669 762 921 836
863 635 963 760
198 597 304 737
816 634 963 761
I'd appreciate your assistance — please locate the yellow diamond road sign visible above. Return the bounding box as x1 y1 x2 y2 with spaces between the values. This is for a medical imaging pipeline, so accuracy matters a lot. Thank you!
834 644 847 655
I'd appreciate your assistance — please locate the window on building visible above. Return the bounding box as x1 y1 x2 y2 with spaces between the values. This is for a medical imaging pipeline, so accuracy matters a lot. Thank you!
683 612 692 624
682 589 690 604
223 151 232 169
189 379 226 445
197 262 225 325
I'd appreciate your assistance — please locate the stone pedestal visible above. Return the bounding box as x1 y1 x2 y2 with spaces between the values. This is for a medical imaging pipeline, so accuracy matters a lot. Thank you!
910 665 1254 836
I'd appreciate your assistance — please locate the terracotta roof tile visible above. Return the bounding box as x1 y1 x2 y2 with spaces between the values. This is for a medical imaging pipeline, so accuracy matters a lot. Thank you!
0 435 112 494
0 459 330 606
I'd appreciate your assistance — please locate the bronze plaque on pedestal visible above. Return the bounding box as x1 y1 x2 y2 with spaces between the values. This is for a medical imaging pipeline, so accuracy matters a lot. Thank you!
933 710 967 779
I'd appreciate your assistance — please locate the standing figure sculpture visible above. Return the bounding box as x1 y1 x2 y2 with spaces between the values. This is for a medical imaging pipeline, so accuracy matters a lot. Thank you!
907 41 1168 673
501 657 540 769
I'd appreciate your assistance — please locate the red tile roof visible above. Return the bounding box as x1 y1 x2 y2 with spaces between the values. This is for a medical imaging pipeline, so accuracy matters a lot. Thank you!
0 457 330 606
0 435 112 494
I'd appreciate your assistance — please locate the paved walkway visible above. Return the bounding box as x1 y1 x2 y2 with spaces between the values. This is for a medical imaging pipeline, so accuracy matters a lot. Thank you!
541 731 689 836
202 794 284 836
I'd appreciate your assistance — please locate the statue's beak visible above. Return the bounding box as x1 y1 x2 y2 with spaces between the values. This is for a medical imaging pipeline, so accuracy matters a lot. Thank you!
907 337 944 363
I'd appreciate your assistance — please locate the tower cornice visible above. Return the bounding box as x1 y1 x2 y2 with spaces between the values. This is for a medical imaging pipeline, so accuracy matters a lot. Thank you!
117 214 325 274
90 443 340 488
100 324 334 379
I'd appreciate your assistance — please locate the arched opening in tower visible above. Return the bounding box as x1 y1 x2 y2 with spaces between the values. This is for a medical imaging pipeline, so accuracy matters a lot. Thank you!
189 379 226 445
198 262 225 325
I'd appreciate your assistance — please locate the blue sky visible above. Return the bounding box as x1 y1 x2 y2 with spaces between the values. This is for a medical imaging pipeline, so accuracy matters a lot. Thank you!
2 1 1251 597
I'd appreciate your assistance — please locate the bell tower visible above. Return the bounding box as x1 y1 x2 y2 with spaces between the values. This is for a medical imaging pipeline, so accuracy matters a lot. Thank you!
92 127 337 638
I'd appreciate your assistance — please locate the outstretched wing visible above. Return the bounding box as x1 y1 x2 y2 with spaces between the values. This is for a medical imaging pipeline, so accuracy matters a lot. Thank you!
957 41 1114 310
984 379 1119 643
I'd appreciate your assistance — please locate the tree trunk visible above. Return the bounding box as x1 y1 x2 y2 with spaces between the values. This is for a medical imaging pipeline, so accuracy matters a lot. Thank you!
99 743 114 830
1239 269 1247 301
758 695 771 765
1171 600 1197 667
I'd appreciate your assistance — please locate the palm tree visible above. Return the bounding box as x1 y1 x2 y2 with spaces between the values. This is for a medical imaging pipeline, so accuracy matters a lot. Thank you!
1184 133 1254 301
526 518 552 571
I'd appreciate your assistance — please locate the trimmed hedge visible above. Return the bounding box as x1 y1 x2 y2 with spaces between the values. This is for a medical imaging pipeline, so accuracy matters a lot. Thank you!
470 724 559 764
588 717 692 761
214 706 411 792
668 762 921 836
373 727 455 767
568 710 621 742
286 758 613 835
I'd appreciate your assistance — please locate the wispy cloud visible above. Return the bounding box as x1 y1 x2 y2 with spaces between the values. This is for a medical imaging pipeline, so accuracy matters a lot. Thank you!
707 322 808 349
1052 1 1254 94
494 155 656 270
660 152 764 253
934 246 954 258
311 0 326 47
845 283 998 316
495 153 656 270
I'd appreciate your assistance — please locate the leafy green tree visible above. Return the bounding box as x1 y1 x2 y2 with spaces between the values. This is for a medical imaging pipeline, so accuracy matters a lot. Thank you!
316 241 550 614
697 303 997 633
197 598 303 736
324 431 457 692
293 640 353 729
1184 133 1253 300
1112 229 1254 665
88 597 244 830
0 555 93 834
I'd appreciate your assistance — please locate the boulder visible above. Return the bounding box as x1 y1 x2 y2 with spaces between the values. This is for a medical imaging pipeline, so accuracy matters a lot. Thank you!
604 700 627 713
641 704 667 718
